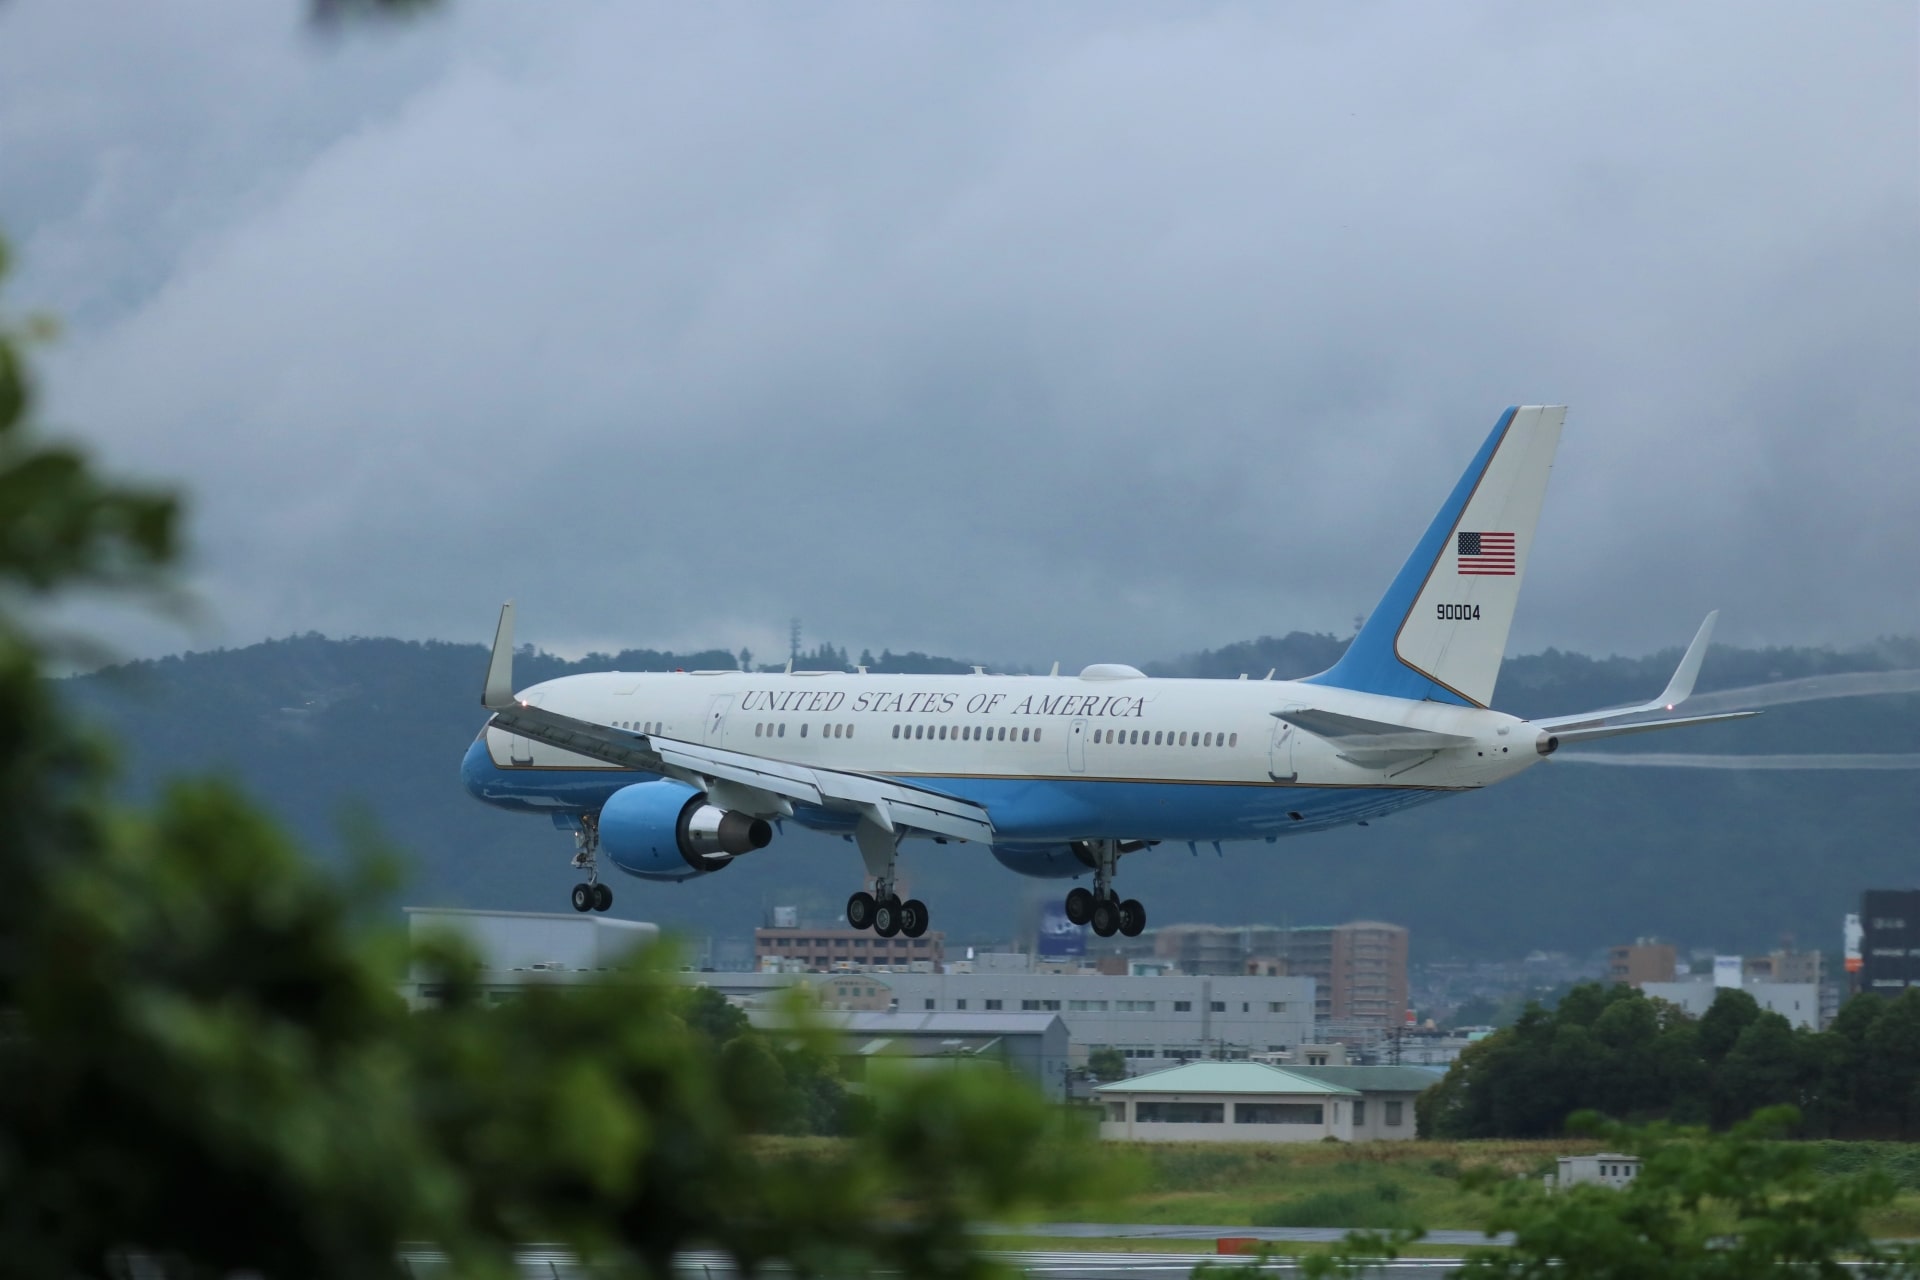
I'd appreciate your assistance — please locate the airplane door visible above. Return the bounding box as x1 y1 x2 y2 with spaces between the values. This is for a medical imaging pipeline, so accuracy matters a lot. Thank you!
705 695 733 745
1067 718 1087 773
508 729 533 766
1269 718 1296 783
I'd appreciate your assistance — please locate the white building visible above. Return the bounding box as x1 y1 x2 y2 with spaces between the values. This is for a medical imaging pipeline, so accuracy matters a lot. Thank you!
1097 1062 1359 1143
1551 1153 1641 1190
1639 980 1821 1030
851 971 1316 1067
700 969 1314 1067
1283 1065 1440 1140
403 907 660 1004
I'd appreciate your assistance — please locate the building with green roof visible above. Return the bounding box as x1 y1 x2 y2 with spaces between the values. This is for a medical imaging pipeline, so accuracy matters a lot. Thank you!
1094 1061 1361 1143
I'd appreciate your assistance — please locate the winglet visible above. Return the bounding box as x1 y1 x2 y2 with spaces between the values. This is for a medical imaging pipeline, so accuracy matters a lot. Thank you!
1654 611 1717 710
482 601 517 710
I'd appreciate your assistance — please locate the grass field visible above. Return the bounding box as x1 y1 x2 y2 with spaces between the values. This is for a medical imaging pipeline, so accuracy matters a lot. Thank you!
752 1134 1920 1240
1064 1139 1920 1238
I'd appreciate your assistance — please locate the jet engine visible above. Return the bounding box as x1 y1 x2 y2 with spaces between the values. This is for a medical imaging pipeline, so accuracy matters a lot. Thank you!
600 779 773 881
988 842 1096 880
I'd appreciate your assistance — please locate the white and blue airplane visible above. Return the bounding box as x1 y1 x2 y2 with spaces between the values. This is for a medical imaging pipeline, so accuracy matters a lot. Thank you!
463 405 1751 939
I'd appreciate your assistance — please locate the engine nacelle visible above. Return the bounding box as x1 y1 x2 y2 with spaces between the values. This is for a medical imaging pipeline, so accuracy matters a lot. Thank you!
988 842 1096 880
600 779 773 882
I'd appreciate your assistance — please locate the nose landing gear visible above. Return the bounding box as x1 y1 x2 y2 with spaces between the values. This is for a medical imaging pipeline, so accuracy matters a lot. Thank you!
1064 840 1145 938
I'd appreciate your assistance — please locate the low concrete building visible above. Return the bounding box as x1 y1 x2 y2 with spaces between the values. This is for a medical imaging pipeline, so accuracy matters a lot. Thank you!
1640 980 1821 1029
1097 1062 1360 1143
1283 1065 1440 1141
1551 1153 1641 1190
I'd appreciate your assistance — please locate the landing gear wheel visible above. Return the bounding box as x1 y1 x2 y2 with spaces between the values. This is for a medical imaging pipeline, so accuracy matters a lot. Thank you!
900 898 929 938
1064 886 1094 926
1118 898 1146 937
1090 896 1120 938
592 882 613 913
873 895 903 938
847 891 876 930
570 882 594 913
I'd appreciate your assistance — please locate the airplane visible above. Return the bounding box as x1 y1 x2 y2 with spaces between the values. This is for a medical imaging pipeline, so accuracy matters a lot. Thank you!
462 405 1753 939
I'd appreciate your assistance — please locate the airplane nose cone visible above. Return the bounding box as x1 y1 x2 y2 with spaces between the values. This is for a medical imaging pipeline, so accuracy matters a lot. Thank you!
461 734 499 802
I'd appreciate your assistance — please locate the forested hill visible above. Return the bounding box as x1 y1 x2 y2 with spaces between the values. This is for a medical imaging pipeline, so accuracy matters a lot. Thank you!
60 631 1920 962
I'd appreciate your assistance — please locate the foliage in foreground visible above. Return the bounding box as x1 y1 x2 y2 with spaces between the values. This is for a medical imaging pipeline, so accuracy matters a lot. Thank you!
0 236 1116 1277
1197 1109 1920 1280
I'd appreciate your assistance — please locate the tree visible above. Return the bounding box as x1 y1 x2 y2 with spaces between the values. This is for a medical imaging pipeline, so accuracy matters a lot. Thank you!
1712 1013 1802 1129
1087 1046 1128 1083
1697 987 1762 1064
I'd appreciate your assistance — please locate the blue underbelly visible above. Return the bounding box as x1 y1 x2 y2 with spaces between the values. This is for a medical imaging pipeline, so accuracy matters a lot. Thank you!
461 740 1459 839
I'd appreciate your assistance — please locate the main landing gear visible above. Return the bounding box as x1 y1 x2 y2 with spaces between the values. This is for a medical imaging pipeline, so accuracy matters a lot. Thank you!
847 818 929 939
1064 839 1145 938
568 812 613 913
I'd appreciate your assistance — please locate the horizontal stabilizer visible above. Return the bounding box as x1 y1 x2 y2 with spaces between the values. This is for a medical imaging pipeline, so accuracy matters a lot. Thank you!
1550 710 1757 746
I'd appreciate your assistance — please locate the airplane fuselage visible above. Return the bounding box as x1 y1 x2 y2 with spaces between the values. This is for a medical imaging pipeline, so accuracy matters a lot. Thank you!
461 666 1547 844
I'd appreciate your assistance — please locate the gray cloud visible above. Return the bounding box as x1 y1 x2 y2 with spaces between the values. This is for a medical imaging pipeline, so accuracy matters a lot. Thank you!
4 1 1915 673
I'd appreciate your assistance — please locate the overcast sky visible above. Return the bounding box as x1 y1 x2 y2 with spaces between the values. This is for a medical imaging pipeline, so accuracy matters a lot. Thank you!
3 2 1915 671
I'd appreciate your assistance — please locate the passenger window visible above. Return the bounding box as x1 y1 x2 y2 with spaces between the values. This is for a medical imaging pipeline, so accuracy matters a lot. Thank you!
1153 731 1162 745
1202 732 1211 746
999 727 1008 741
846 724 854 739
800 723 808 738
755 724 763 737
1229 733 1237 747
1178 732 1188 746
939 725 948 740
1019 728 1029 742
778 724 786 737
1035 728 1042 743
892 725 900 739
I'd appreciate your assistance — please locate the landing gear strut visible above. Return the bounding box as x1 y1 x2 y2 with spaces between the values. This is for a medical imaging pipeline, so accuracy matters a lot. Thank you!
848 818 928 939
1066 839 1145 939
569 813 613 913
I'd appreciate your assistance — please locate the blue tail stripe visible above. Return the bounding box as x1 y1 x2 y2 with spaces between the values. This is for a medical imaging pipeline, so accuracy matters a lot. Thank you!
1302 406 1518 706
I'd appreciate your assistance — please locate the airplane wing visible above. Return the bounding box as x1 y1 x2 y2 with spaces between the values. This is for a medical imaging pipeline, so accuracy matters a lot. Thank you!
1274 707 1474 767
1530 611 1757 743
480 603 994 845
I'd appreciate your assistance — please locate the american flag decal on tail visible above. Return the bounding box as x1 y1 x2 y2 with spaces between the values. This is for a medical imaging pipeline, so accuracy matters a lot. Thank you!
1456 531 1516 575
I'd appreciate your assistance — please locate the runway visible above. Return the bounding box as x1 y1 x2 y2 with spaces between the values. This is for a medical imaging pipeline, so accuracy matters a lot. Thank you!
403 1241 1483 1278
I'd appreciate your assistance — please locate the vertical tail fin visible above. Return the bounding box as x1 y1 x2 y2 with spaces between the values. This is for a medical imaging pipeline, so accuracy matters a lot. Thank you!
1306 405 1565 707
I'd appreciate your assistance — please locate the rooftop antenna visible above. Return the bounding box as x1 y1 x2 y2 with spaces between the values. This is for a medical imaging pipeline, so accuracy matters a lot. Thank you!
1049 661 1060 677
1264 669 1275 681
